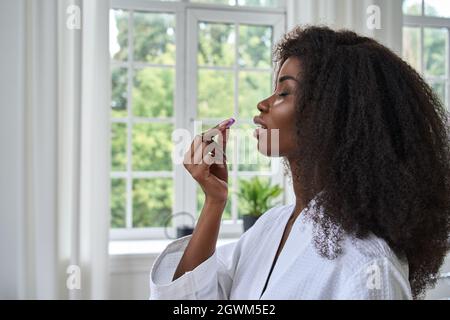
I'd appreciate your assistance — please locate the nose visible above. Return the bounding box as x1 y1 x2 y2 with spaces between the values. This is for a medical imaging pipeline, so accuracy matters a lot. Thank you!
257 98 270 113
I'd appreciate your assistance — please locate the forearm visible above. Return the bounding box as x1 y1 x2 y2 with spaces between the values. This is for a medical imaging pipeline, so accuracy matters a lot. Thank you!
172 198 226 281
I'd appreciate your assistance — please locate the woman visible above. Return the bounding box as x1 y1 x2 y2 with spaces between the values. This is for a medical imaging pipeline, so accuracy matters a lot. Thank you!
149 26 450 299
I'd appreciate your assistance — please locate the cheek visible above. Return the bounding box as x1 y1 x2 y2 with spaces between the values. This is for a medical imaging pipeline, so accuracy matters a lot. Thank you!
273 102 297 145
273 98 296 126
276 121 297 155
260 101 297 156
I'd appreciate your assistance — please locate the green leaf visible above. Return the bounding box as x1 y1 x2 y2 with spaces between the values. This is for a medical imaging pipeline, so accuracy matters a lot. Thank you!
236 177 283 217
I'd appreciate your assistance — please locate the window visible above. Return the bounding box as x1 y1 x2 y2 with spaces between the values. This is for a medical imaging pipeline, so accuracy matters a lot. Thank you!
110 8 177 239
110 0 285 239
403 0 450 109
187 9 285 227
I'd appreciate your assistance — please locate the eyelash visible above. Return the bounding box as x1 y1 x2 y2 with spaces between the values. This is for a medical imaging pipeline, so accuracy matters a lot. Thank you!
277 92 289 97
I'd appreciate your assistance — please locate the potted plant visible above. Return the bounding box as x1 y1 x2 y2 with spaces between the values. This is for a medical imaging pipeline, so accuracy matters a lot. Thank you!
237 177 283 232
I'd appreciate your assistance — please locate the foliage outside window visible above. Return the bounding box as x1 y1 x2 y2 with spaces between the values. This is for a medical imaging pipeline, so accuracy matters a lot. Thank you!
403 0 450 109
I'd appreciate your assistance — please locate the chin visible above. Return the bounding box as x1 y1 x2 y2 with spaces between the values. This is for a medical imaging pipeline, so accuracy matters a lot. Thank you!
257 140 282 157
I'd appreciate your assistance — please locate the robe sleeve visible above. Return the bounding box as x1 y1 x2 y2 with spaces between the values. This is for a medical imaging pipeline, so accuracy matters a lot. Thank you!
149 234 240 300
338 257 413 300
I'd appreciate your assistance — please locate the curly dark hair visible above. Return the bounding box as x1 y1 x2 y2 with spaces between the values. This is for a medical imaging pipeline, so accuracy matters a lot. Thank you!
274 25 450 299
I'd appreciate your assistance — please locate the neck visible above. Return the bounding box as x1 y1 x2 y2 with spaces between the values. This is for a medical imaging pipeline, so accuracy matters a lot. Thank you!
287 157 307 220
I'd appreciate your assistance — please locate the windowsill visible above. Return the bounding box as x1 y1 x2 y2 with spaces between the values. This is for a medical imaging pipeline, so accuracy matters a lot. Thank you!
109 237 239 256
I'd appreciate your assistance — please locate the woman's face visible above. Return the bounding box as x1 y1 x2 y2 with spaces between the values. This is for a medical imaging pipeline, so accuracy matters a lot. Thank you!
253 56 301 158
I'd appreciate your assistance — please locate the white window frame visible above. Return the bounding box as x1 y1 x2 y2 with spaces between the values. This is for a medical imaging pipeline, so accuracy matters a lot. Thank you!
110 0 286 241
403 2 450 110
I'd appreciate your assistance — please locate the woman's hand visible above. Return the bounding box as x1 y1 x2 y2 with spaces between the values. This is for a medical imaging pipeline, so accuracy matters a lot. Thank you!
173 118 235 281
183 118 235 203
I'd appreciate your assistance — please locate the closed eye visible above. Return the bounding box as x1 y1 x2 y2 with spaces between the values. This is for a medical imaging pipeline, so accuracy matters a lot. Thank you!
278 92 289 97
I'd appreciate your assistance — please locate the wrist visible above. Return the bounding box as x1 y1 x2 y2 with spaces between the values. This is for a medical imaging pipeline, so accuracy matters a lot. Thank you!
204 197 227 209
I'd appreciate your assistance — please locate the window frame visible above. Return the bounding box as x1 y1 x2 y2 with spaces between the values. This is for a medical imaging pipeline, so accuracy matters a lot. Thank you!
403 1 450 110
110 0 286 241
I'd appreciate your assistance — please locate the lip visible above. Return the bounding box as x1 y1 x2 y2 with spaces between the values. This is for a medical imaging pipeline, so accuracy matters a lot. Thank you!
253 116 268 140
253 116 268 129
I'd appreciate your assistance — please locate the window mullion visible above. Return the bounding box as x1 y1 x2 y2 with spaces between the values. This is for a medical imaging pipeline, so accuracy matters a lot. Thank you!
421 25 424 76
232 22 240 223
447 27 450 110
173 5 188 230
126 10 134 229
185 7 200 221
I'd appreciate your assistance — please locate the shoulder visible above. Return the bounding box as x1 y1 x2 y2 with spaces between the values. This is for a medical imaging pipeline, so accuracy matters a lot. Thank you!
339 232 407 272
334 233 412 299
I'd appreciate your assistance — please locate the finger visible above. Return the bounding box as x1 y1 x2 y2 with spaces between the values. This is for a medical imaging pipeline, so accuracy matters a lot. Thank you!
205 141 226 164
190 134 204 160
192 141 225 166
201 118 235 142
192 140 206 165
202 152 215 166
192 140 215 165
217 128 229 155
202 127 221 143
191 142 214 167
184 135 203 166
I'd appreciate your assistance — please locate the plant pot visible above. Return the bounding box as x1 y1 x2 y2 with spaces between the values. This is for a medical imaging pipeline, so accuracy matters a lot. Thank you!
243 215 260 232
176 226 194 238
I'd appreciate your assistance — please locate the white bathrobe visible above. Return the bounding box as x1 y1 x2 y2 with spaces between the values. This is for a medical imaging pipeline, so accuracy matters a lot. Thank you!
149 196 412 300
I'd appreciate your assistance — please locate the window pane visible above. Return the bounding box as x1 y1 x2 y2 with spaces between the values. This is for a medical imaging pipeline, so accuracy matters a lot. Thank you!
111 123 127 171
403 27 421 72
133 68 174 117
239 71 271 118
198 70 234 118
111 179 126 228
424 28 448 77
133 12 175 64
192 0 278 6
110 9 128 61
132 123 173 171
111 67 128 118
235 124 271 171
198 22 235 67
425 0 450 17
238 0 277 7
239 25 272 68
403 0 422 15
428 80 446 105
192 0 237 5
133 178 173 227
197 182 232 220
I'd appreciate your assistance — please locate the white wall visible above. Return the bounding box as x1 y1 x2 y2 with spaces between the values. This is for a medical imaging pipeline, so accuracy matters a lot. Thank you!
109 254 156 300
0 0 26 300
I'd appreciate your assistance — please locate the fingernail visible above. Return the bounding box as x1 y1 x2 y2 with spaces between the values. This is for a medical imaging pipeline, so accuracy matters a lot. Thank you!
219 118 235 129
226 118 235 128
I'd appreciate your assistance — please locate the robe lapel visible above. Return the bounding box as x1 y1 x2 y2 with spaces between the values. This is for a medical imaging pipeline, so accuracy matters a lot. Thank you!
259 198 317 299
253 204 295 299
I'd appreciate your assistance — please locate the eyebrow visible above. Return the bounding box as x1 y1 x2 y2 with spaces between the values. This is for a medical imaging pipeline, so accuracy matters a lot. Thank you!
278 75 298 83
